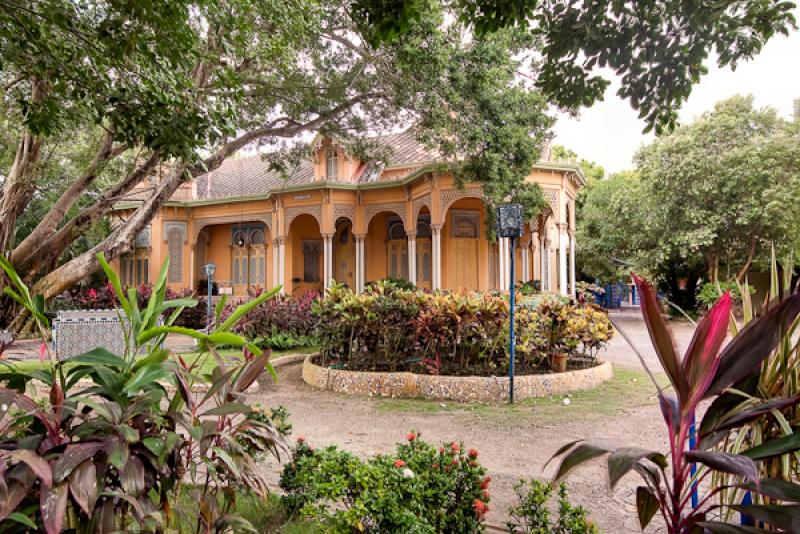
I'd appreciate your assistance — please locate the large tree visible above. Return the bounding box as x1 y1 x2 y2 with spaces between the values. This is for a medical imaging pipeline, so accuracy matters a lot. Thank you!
0 1 795 327
578 95 800 309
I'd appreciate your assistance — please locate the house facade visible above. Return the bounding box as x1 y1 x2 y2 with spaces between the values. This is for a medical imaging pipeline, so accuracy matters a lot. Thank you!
112 131 584 297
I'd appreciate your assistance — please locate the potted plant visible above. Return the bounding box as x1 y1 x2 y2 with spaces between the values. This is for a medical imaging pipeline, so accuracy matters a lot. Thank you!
538 299 574 372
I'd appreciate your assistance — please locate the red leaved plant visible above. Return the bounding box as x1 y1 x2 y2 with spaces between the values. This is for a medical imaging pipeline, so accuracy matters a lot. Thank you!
548 274 800 533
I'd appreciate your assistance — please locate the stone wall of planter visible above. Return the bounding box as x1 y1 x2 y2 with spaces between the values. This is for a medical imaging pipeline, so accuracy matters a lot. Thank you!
302 354 613 403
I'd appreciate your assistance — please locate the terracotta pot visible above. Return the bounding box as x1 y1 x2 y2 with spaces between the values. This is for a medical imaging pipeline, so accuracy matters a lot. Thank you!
550 353 569 373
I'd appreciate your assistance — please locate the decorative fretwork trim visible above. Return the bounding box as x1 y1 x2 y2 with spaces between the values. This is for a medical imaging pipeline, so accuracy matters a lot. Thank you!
191 213 273 243
439 187 483 223
285 204 322 230
163 221 188 243
333 203 356 223
412 194 431 224
363 202 407 229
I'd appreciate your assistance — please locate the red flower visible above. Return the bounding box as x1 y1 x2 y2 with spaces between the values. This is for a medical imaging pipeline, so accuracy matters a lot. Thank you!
468 448 479 459
482 489 490 500
450 442 460 453
297 436 305 444
451 458 458 466
473 499 488 518
406 432 417 442
480 476 492 489
439 447 445 454
87 288 97 300
394 459 406 468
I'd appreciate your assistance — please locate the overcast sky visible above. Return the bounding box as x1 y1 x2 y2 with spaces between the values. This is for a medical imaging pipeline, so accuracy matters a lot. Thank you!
552 23 800 174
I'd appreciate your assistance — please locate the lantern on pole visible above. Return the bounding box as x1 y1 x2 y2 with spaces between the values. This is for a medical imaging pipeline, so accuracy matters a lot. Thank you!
496 204 523 403
204 262 216 329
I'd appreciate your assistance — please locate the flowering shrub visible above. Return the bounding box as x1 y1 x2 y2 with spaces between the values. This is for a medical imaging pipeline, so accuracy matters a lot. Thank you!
280 432 490 533
314 284 613 375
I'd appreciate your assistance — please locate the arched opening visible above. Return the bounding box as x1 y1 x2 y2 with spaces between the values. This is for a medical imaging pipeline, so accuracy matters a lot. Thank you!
333 217 356 289
195 221 270 297
287 213 323 297
365 211 406 284
231 224 267 296
442 197 485 291
415 208 432 290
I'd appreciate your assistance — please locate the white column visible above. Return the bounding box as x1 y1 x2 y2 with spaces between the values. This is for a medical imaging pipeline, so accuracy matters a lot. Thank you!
278 238 286 295
272 240 279 290
521 246 529 282
540 237 547 291
432 225 441 290
558 226 568 296
189 245 195 290
497 237 506 290
569 233 577 298
323 233 333 290
531 231 539 282
408 234 417 286
355 235 365 292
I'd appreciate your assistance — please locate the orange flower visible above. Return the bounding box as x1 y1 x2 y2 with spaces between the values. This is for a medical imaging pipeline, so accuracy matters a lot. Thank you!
406 432 417 441
394 459 406 468
473 499 488 518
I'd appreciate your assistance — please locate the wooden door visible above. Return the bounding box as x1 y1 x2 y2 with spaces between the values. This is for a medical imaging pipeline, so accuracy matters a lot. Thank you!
416 238 432 290
334 222 356 289
232 247 249 296
451 239 479 290
387 240 408 280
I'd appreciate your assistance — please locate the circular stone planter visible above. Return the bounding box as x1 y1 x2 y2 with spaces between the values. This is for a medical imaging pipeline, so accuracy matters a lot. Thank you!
302 354 613 403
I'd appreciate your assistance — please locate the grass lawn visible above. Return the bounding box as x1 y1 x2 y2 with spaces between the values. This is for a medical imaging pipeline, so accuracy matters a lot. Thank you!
376 367 667 427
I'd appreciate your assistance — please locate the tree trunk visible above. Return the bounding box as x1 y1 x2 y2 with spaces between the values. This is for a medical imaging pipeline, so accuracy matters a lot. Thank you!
30 163 189 300
0 80 45 256
10 130 118 268
16 153 161 277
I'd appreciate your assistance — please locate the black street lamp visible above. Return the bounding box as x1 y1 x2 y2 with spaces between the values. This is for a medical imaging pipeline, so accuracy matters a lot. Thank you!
496 204 523 403
204 262 216 329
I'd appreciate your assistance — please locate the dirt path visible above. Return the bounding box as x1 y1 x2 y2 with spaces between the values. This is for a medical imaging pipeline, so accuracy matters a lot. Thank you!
253 315 696 532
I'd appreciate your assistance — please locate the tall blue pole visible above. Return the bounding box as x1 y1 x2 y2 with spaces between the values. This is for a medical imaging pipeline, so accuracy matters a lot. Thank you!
689 413 698 508
206 275 213 329
509 236 516 404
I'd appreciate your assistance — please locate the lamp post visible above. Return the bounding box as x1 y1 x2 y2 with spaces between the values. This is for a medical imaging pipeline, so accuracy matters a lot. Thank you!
496 204 523 404
204 262 216 329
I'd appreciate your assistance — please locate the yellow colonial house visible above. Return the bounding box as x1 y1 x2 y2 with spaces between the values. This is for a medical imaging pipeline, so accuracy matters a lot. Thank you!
113 131 584 297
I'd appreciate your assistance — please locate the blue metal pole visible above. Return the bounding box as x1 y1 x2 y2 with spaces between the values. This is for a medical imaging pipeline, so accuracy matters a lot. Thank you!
689 413 699 508
509 236 516 404
207 275 213 329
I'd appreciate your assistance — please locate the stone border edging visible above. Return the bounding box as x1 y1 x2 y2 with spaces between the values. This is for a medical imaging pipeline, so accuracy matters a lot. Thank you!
302 354 613 403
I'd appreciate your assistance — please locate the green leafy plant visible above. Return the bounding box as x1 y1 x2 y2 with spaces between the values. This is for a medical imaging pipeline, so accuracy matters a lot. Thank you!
280 432 490 533
0 253 287 533
548 274 800 533
506 479 600 534
697 281 754 309
313 284 612 376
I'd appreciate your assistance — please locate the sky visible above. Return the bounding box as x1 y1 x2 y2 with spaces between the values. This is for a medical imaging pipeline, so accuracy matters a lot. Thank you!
551 22 800 174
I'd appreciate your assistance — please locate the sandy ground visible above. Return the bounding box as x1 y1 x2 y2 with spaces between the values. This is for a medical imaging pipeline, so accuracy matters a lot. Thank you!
252 311 698 533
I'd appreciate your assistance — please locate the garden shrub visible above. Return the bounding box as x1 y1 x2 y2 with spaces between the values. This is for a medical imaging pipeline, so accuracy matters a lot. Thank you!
0 254 289 533
280 432 490 533
506 479 600 534
227 288 318 342
314 284 613 375
696 280 753 309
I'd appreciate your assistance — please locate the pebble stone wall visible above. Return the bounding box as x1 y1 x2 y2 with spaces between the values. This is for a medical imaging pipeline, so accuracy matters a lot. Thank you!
303 355 613 402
